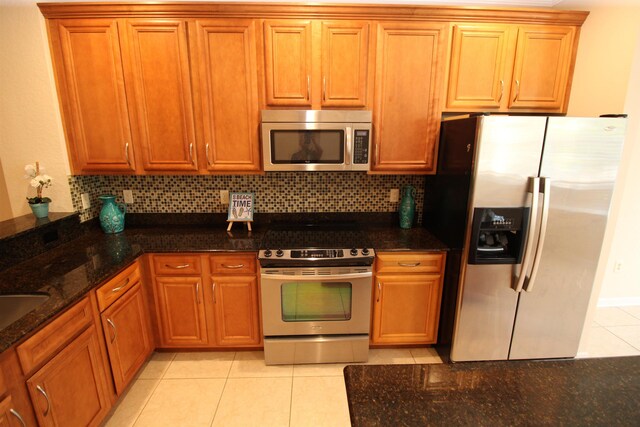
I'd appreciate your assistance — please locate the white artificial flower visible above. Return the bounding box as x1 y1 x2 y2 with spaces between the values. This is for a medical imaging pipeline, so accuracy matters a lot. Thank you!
30 178 40 188
40 175 53 186
24 164 36 178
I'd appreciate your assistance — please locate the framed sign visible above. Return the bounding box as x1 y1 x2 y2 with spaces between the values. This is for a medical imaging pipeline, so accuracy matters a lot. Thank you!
227 192 254 230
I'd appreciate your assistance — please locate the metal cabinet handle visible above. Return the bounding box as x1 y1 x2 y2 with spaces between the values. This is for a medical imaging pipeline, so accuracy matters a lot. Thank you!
189 143 194 164
222 264 244 269
513 177 540 292
196 282 201 304
10 409 26 427
375 143 380 165
513 80 520 102
212 282 217 303
206 143 211 166
165 263 190 269
112 277 130 293
36 385 50 417
376 282 381 302
525 177 551 293
125 142 130 165
107 318 117 343
323 76 327 101
398 262 421 267
345 126 352 166
498 80 504 102
306 75 310 100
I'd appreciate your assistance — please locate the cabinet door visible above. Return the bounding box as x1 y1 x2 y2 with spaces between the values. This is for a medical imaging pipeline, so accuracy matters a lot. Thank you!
321 20 371 108
211 276 261 346
509 25 576 112
51 19 135 173
26 327 111 427
192 19 261 172
371 274 443 345
101 283 153 395
154 277 209 347
121 19 198 171
445 23 514 110
0 396 27 427
372 22 447 173
263 20 313 107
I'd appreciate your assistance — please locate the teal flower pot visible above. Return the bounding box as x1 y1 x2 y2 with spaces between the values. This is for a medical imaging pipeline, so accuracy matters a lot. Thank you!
29 202 49 219
99 195 126 234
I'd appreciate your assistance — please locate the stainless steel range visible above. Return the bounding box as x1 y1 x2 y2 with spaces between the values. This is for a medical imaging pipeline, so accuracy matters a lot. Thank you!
259 223 374 365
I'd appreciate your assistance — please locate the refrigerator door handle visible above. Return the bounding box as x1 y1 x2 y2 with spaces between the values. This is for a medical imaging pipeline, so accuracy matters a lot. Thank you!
513 177 540 292
524 177 551 292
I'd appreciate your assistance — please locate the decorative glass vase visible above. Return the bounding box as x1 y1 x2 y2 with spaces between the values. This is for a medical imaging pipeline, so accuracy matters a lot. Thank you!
398 185 416 229
29 202 49 219
99 195 126 234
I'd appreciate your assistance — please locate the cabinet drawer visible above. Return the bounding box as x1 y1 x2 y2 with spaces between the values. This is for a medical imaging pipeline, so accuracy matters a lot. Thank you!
152 254 201 276
375 252 445 274
210 254 256 275
17 297 93 376
96 261 140 312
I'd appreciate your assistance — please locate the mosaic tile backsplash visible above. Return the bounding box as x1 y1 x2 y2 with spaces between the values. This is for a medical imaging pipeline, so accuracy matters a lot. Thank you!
68 173 426 223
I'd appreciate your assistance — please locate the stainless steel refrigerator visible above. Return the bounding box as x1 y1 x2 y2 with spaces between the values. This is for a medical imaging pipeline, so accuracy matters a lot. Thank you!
424 114 627 362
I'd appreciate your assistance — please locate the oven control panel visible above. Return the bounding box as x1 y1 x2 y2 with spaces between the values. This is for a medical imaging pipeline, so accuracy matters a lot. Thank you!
258 248 375 266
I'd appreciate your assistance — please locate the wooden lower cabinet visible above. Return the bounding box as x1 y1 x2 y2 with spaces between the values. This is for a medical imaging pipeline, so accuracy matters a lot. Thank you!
211 275 261 346
101 282 153 395
26 326 112 427
371 252 445 345
154 276 209 347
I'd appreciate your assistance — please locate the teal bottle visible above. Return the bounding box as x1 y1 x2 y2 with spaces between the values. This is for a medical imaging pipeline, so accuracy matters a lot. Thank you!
99 195 126 234
398 185 416 229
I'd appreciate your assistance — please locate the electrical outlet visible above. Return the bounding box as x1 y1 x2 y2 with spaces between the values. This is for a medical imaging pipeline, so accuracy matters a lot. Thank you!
220 190 230 205
390 189 400 202
123 189 134 204
81 193 91 210
614 260 624 273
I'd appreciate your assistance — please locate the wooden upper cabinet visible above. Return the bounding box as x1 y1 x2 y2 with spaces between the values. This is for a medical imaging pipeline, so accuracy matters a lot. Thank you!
263 20 313 107
445 23 577 113
372 22 447 174
509 25 576 111
445 23 514 110
49 19 135 173
120 19 198 171
191 19 261 172
263 19 372 109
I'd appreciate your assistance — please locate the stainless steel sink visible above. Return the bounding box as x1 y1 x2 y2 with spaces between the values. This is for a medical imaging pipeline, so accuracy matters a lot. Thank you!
0 293 50 330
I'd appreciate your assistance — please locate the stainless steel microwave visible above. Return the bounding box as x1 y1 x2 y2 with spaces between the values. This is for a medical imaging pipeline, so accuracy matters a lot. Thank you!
261 110 372 171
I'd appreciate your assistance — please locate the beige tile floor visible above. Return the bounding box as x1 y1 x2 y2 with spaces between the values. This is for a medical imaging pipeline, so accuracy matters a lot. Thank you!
104 306 640 426
103 347 442 427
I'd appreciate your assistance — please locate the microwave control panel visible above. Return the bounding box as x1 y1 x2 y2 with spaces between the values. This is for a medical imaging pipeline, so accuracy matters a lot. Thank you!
353 130 370 164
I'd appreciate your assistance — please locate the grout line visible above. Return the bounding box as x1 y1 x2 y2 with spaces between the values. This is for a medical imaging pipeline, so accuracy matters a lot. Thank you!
289 373 295 427
129 375 165 426
604 326 640 353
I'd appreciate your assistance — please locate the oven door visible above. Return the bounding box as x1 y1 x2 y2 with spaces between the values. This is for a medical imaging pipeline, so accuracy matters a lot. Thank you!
260 267 372 336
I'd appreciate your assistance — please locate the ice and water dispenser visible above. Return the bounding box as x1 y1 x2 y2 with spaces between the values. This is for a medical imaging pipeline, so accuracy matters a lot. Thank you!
468 208 529 265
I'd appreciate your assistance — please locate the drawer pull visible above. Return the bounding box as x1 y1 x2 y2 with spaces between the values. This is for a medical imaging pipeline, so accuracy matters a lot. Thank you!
107 318 117 343
111 277 130 293
10 409 26 427
222 264 244 269
165 263 190 269
376 282 381 302
398 262 421 267
36 385 50 417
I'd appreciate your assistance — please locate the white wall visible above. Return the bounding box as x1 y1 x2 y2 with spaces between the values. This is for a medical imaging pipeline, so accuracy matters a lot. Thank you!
0 0 73 218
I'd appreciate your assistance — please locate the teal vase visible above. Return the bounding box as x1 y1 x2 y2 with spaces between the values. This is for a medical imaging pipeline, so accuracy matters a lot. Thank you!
29 202 49 219
99 195 126 234
399 185 416 229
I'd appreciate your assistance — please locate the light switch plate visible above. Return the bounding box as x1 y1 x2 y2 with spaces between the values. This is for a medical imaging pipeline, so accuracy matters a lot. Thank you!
220 190 230 205
123 190 134 204
390 189 400 202
81 193 91 210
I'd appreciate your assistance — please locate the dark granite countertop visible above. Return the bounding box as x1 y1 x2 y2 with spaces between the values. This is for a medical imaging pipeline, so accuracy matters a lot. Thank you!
0 214 446 353
344 357 640 426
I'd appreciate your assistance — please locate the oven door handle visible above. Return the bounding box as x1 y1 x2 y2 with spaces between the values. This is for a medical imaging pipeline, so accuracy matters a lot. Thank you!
260 272 372 281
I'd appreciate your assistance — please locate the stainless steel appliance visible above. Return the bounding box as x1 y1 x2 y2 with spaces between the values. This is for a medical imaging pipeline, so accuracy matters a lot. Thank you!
261 110 372 172
258 223 374 365
424 114 627 362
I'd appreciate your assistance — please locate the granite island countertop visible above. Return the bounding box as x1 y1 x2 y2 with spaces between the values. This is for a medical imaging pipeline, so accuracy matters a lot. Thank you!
344 357 640 426
0 217 447 353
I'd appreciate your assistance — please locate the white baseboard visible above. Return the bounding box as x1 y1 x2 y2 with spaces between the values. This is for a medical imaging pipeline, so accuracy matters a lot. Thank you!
598 297 640 307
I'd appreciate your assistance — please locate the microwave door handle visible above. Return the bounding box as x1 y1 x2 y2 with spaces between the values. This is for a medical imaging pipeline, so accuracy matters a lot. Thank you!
524 177 551 292
345 126 352 166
